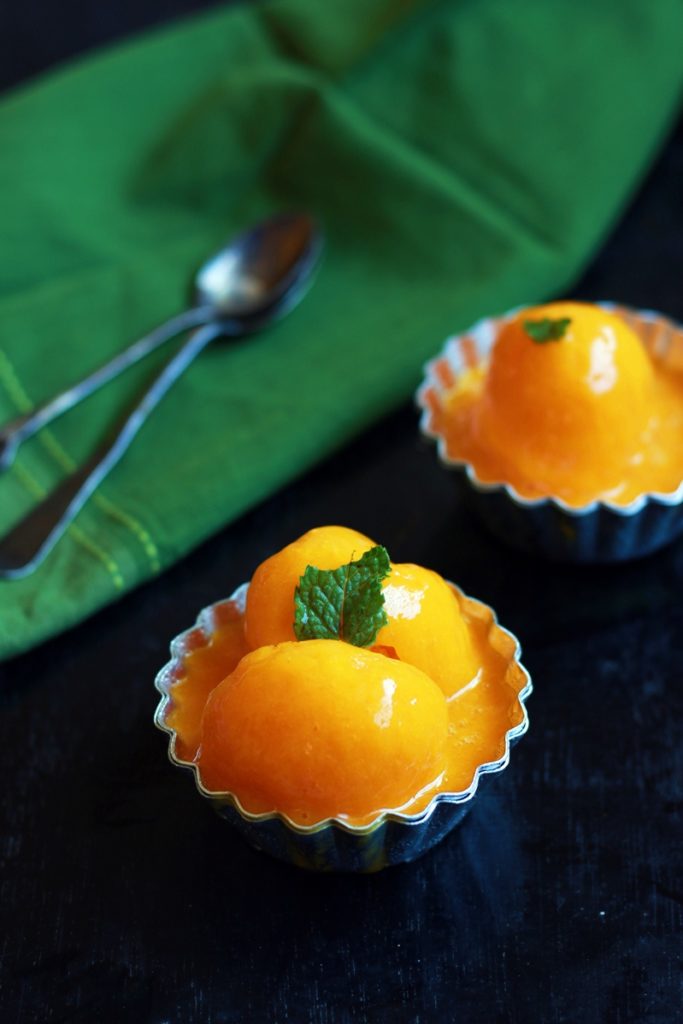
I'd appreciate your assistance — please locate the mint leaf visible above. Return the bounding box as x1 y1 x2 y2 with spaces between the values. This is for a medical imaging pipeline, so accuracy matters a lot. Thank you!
523 316 571 343
294 545 391 647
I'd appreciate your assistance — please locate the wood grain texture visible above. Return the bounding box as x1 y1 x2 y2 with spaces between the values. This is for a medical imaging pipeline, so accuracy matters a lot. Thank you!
1 5 682 1022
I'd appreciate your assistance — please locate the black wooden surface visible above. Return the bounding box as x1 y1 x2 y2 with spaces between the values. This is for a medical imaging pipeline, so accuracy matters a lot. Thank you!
1 5 682 1023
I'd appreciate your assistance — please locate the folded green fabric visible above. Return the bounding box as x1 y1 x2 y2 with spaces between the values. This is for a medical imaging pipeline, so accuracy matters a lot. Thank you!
1 0 681 659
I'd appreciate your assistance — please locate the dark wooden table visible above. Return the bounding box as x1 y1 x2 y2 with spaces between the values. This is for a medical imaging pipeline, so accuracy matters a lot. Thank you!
2 6 682 1022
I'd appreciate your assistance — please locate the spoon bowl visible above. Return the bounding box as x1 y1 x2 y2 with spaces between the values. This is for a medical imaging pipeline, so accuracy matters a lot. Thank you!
195 212 322 319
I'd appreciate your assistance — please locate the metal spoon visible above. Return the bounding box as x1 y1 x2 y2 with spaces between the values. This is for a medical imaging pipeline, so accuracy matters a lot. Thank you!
0 212 322 579
0 212 321 473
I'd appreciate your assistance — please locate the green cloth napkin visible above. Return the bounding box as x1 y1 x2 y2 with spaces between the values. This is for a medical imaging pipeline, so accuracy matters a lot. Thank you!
1 0 681 660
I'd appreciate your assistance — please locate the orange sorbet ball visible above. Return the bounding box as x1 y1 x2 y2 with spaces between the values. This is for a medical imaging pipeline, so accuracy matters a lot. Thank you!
476 302 654 496
373 564 478 698
245 525 375 649
197 639 449 823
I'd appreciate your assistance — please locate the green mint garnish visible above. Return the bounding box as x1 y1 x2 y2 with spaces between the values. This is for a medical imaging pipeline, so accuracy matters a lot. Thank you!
523 317 571 343
294 545 391 647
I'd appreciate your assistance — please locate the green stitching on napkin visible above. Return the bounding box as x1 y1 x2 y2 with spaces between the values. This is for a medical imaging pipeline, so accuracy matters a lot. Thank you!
0 347 161 574
5 443 125 591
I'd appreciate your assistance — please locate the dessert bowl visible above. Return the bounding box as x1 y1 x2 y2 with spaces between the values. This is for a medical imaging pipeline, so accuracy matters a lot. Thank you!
154 581 532 873
417 303 683 562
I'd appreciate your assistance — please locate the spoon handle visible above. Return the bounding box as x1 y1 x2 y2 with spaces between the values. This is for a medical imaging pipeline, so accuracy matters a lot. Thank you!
0 321 227 579
0 305 212 473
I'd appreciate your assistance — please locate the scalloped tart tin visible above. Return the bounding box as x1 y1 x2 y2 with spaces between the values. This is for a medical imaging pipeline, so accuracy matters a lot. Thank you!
417 304 683 563
154 583 532 873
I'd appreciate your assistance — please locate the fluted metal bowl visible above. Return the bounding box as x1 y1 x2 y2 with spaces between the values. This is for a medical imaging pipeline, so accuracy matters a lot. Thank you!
154 582 532 872
417 304 683 562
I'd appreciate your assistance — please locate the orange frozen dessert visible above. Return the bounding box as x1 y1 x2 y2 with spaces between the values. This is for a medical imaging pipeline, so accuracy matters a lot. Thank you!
166 526 526 826
199 640 449 823
429 301 683 506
